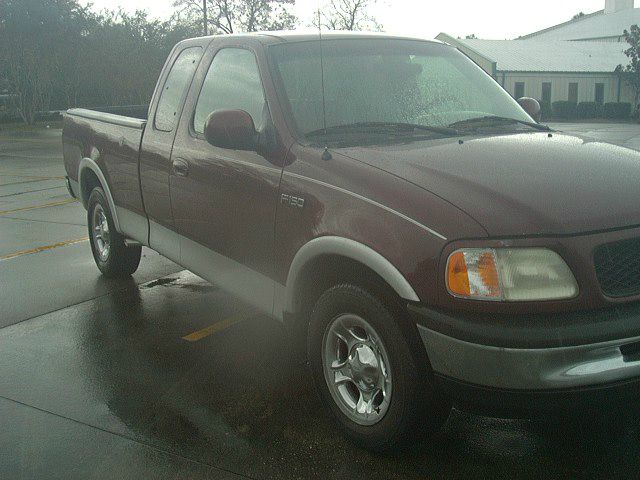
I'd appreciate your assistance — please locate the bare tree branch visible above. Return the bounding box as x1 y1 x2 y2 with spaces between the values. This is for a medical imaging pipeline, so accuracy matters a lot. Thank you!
313 0 382 31
172 0 297 34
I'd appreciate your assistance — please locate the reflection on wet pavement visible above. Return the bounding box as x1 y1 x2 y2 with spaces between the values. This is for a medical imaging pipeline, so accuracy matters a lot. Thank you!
2 270 639 479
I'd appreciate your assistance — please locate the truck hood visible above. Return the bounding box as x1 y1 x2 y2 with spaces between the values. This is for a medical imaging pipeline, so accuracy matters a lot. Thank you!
337 132 640 237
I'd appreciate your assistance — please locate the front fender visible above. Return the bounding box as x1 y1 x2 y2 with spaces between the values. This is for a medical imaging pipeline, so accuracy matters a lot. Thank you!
284 236 420 314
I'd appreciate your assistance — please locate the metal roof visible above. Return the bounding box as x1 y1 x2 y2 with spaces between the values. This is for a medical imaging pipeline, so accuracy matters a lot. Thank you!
519 8 640 41
442 36 630 73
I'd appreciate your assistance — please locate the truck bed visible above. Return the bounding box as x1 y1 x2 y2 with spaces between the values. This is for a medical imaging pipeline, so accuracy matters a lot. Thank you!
62 108 148 239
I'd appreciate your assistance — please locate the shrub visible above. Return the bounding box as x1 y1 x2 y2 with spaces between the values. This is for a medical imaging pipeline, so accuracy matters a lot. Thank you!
603 102 632 119
539 100 552 121
552 101 577 119
577 102 603 119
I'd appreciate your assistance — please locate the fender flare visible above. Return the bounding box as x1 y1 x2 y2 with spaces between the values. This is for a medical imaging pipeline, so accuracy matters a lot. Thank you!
78 157 122 233
284 236 420 313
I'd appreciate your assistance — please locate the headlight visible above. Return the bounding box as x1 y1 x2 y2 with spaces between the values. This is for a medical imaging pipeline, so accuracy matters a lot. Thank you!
446 248 578 301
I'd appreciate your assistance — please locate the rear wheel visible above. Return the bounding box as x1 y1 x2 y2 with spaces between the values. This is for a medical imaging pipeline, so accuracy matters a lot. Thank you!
308 284 451 451
87 187 141 278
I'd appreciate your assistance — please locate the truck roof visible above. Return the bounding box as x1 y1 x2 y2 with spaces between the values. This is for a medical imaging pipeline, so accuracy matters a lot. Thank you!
181 30 445 47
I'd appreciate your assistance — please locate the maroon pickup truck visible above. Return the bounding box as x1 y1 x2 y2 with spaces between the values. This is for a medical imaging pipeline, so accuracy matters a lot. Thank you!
63 32 640 450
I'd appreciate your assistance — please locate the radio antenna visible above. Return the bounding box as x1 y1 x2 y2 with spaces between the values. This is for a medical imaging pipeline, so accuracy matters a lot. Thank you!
317 6 328 137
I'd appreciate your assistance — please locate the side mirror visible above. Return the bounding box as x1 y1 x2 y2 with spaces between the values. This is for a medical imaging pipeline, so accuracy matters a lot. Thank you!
204 109 257 150
517 97 542 122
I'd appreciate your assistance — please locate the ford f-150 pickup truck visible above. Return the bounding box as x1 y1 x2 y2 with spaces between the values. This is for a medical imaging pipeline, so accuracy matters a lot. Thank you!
63 32 640 450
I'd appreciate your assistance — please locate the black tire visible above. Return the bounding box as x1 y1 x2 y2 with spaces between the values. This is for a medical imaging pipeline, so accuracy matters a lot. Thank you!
87 187 141 278
308 284 451 451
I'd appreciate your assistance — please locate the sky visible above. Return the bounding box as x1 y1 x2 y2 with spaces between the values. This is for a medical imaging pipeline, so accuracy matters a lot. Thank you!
82 0 611 40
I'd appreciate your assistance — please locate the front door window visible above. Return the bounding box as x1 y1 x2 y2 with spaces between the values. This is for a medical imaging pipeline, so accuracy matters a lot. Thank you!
193 48 266 134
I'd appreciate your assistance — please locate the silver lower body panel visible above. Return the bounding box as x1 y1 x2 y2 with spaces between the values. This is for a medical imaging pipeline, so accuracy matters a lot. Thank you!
418 324 640 390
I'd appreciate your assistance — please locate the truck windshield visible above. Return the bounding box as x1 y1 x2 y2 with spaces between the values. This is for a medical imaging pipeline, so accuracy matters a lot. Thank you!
268 39 533 140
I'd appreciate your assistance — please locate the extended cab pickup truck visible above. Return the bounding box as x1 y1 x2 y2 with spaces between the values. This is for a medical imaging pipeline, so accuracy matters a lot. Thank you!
63 32 640 450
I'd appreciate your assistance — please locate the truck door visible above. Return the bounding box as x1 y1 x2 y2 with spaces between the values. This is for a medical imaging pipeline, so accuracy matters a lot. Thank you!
140 45 203 255
169 45 283 315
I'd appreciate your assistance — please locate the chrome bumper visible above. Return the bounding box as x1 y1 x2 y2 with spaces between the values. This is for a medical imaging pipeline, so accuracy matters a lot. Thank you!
418 324 640 390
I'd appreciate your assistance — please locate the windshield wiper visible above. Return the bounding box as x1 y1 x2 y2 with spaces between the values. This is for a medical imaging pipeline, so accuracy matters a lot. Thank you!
449 116 551 132
306 122 459 137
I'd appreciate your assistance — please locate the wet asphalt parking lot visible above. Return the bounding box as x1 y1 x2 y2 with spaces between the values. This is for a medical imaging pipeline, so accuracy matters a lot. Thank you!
2 123 640 479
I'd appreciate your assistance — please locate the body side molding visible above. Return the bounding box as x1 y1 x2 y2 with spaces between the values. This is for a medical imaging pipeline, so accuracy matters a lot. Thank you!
284 236 421 314
78 157 122 233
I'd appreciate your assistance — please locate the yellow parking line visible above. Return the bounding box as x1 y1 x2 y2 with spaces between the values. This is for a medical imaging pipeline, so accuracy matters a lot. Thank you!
0 174 66 180
0 178 58 187
0 198 78 216
0 236 89 261
182 314 247 342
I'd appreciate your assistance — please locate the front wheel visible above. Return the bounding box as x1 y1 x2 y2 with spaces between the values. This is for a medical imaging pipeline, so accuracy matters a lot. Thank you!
307 284 451 451
87 187 141 278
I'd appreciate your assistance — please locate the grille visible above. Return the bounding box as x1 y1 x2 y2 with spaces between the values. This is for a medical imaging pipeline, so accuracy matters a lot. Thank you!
594 238 640 298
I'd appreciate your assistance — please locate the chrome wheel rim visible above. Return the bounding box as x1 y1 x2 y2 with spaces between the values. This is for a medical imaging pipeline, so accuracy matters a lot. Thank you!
92 204 110 262
322 314 392 426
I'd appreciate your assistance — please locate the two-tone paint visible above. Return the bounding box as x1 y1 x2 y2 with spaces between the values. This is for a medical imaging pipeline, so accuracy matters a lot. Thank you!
63 32 640 415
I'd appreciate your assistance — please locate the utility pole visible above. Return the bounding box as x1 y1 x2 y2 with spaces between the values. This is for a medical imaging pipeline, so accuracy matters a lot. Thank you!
203 0 208 36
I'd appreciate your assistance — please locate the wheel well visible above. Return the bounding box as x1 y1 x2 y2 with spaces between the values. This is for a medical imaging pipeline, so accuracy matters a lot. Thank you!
293 255 401 320
80 168 101 206
288 254 431 373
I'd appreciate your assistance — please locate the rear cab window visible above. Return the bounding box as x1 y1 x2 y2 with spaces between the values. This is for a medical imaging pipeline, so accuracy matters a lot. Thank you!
155 46 203 132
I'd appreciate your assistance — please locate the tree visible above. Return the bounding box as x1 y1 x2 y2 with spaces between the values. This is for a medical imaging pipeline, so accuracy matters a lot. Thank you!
0 0 199 123
80 9 198 107
172 0 296 34
0 0 89 123
616 25 640 111
572 12 586 20
314 0 382 31
465 34 477 39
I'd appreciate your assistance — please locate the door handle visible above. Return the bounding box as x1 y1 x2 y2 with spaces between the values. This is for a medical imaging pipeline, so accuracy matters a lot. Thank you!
172 159 189 177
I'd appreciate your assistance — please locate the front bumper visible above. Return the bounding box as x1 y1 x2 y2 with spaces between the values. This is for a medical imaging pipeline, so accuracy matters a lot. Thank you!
410 303 640 393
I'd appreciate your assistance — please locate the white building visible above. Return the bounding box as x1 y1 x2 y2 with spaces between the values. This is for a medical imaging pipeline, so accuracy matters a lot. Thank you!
520 0 640 42
436 0 637 106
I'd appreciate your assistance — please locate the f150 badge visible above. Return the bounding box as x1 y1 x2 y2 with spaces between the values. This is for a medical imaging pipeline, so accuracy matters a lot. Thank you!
280 193 305 209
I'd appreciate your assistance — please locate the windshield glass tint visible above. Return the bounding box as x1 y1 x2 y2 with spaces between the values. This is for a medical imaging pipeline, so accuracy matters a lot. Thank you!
268 39 532 136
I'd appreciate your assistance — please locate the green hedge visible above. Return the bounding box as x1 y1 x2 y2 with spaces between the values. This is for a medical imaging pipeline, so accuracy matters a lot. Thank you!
603 102 632 119
577 102 603 119
552 101 577 120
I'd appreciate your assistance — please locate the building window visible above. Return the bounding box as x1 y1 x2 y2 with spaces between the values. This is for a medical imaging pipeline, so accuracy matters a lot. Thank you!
568 83 579 104
595 83 605 104
542 82 552 105
514 82 525 99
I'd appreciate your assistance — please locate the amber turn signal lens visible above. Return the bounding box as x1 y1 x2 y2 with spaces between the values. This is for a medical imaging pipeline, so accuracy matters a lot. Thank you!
446 249 502 299
447 251 470 297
